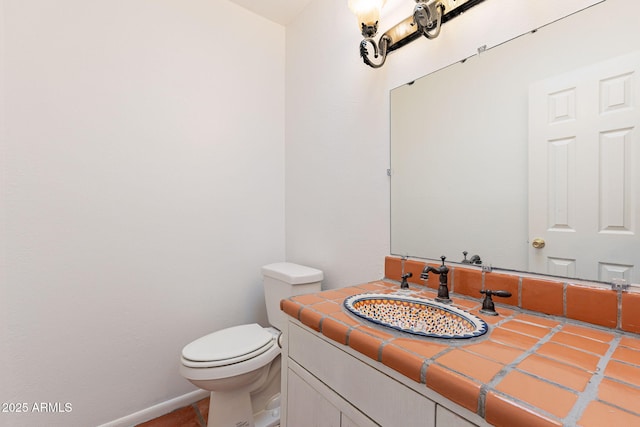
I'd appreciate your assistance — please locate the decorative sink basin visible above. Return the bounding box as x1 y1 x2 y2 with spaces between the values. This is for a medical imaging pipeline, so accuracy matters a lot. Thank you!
344 293 488 339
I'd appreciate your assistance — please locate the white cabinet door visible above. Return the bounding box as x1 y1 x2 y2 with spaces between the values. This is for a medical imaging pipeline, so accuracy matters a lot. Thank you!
287 369 341 427
342 413 377 427
436 405 477 427
529 51 640 284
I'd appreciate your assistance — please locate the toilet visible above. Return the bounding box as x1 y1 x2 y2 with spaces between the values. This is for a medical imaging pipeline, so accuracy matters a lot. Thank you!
179 262 323 427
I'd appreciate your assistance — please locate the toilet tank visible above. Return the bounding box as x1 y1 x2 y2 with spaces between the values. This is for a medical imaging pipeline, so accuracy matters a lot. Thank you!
262 262 323 331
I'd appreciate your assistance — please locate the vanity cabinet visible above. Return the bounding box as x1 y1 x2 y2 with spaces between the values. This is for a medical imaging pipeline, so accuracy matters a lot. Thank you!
282 320 482 427
287 369 341 427
287 368 376 427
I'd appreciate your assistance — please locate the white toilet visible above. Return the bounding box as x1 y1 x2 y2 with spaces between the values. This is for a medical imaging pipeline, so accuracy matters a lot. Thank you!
179 262 323 427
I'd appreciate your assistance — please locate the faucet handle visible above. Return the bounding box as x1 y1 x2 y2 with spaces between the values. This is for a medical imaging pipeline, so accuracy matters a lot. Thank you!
400 272 413 290
481 290 511 298
479 289 512 316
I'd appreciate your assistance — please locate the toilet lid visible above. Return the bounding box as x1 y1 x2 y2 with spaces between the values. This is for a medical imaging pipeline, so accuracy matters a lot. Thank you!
182 323 273 363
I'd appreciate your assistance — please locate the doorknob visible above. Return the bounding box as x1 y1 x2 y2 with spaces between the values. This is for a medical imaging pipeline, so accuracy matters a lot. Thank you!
532 238 546 249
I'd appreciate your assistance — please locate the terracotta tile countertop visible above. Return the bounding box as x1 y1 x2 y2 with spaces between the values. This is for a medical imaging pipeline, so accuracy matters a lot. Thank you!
281 280 640 427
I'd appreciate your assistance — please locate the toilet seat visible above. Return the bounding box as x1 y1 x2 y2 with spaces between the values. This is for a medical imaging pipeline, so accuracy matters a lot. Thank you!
180 328 281 382
181 324 276 368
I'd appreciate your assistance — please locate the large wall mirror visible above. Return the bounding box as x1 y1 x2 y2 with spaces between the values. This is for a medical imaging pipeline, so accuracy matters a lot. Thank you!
391 0 640 284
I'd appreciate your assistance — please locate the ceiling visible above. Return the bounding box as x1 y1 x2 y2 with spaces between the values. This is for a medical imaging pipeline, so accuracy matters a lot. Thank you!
228 0 315 25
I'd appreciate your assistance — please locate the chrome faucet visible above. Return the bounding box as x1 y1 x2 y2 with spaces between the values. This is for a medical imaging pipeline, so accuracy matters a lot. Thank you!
420 255 451 303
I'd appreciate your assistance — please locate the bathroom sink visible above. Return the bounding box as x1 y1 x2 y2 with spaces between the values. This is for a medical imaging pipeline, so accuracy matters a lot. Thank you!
344 293 488 339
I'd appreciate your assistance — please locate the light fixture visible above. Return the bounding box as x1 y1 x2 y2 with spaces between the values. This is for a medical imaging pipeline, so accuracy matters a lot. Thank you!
348 0 486 68
348 0 388 38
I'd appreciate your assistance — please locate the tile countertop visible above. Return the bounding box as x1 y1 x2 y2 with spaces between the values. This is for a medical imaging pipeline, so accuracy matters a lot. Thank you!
280 280 640 427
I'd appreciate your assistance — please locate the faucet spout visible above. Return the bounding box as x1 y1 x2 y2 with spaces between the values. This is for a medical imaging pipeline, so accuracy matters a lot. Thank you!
420 255 451 304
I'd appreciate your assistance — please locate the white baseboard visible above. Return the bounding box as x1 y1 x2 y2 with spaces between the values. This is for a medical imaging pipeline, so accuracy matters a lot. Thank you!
98 389 209 427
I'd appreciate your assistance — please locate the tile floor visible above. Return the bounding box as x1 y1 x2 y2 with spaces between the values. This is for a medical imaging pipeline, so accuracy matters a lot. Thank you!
137 397 209 427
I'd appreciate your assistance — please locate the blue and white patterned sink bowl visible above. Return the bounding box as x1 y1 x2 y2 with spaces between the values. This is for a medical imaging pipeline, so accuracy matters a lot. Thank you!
344 293 488 339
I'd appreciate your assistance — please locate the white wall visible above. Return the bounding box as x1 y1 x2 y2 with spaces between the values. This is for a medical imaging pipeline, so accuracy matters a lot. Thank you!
285 0 390 287
0 1 284 426
284 0 605 288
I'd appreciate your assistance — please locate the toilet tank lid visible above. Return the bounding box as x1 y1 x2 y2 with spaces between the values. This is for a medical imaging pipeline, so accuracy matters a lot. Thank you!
262 262 323 284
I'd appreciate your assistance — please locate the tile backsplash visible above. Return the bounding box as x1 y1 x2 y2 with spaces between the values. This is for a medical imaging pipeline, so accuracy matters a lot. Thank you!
385 256 640 334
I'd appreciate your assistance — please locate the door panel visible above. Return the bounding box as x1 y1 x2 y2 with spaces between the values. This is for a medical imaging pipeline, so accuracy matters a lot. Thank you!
529 51 640 284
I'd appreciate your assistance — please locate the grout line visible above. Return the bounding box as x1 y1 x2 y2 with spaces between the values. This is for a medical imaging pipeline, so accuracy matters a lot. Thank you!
192 401 207 427
600 374 640 392
477 384 487 417
485 390 564 424
563 335 622 426
478 323 563 418
344 325 356 347
420 360 429 383
377 341 386 362
563 282 568 317
617 289 622 330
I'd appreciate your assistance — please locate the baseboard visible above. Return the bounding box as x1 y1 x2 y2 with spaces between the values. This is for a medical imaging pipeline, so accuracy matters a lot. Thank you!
97 389 209 427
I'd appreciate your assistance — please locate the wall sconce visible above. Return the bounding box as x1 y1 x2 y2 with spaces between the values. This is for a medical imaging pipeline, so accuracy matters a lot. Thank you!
348 0 486 68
